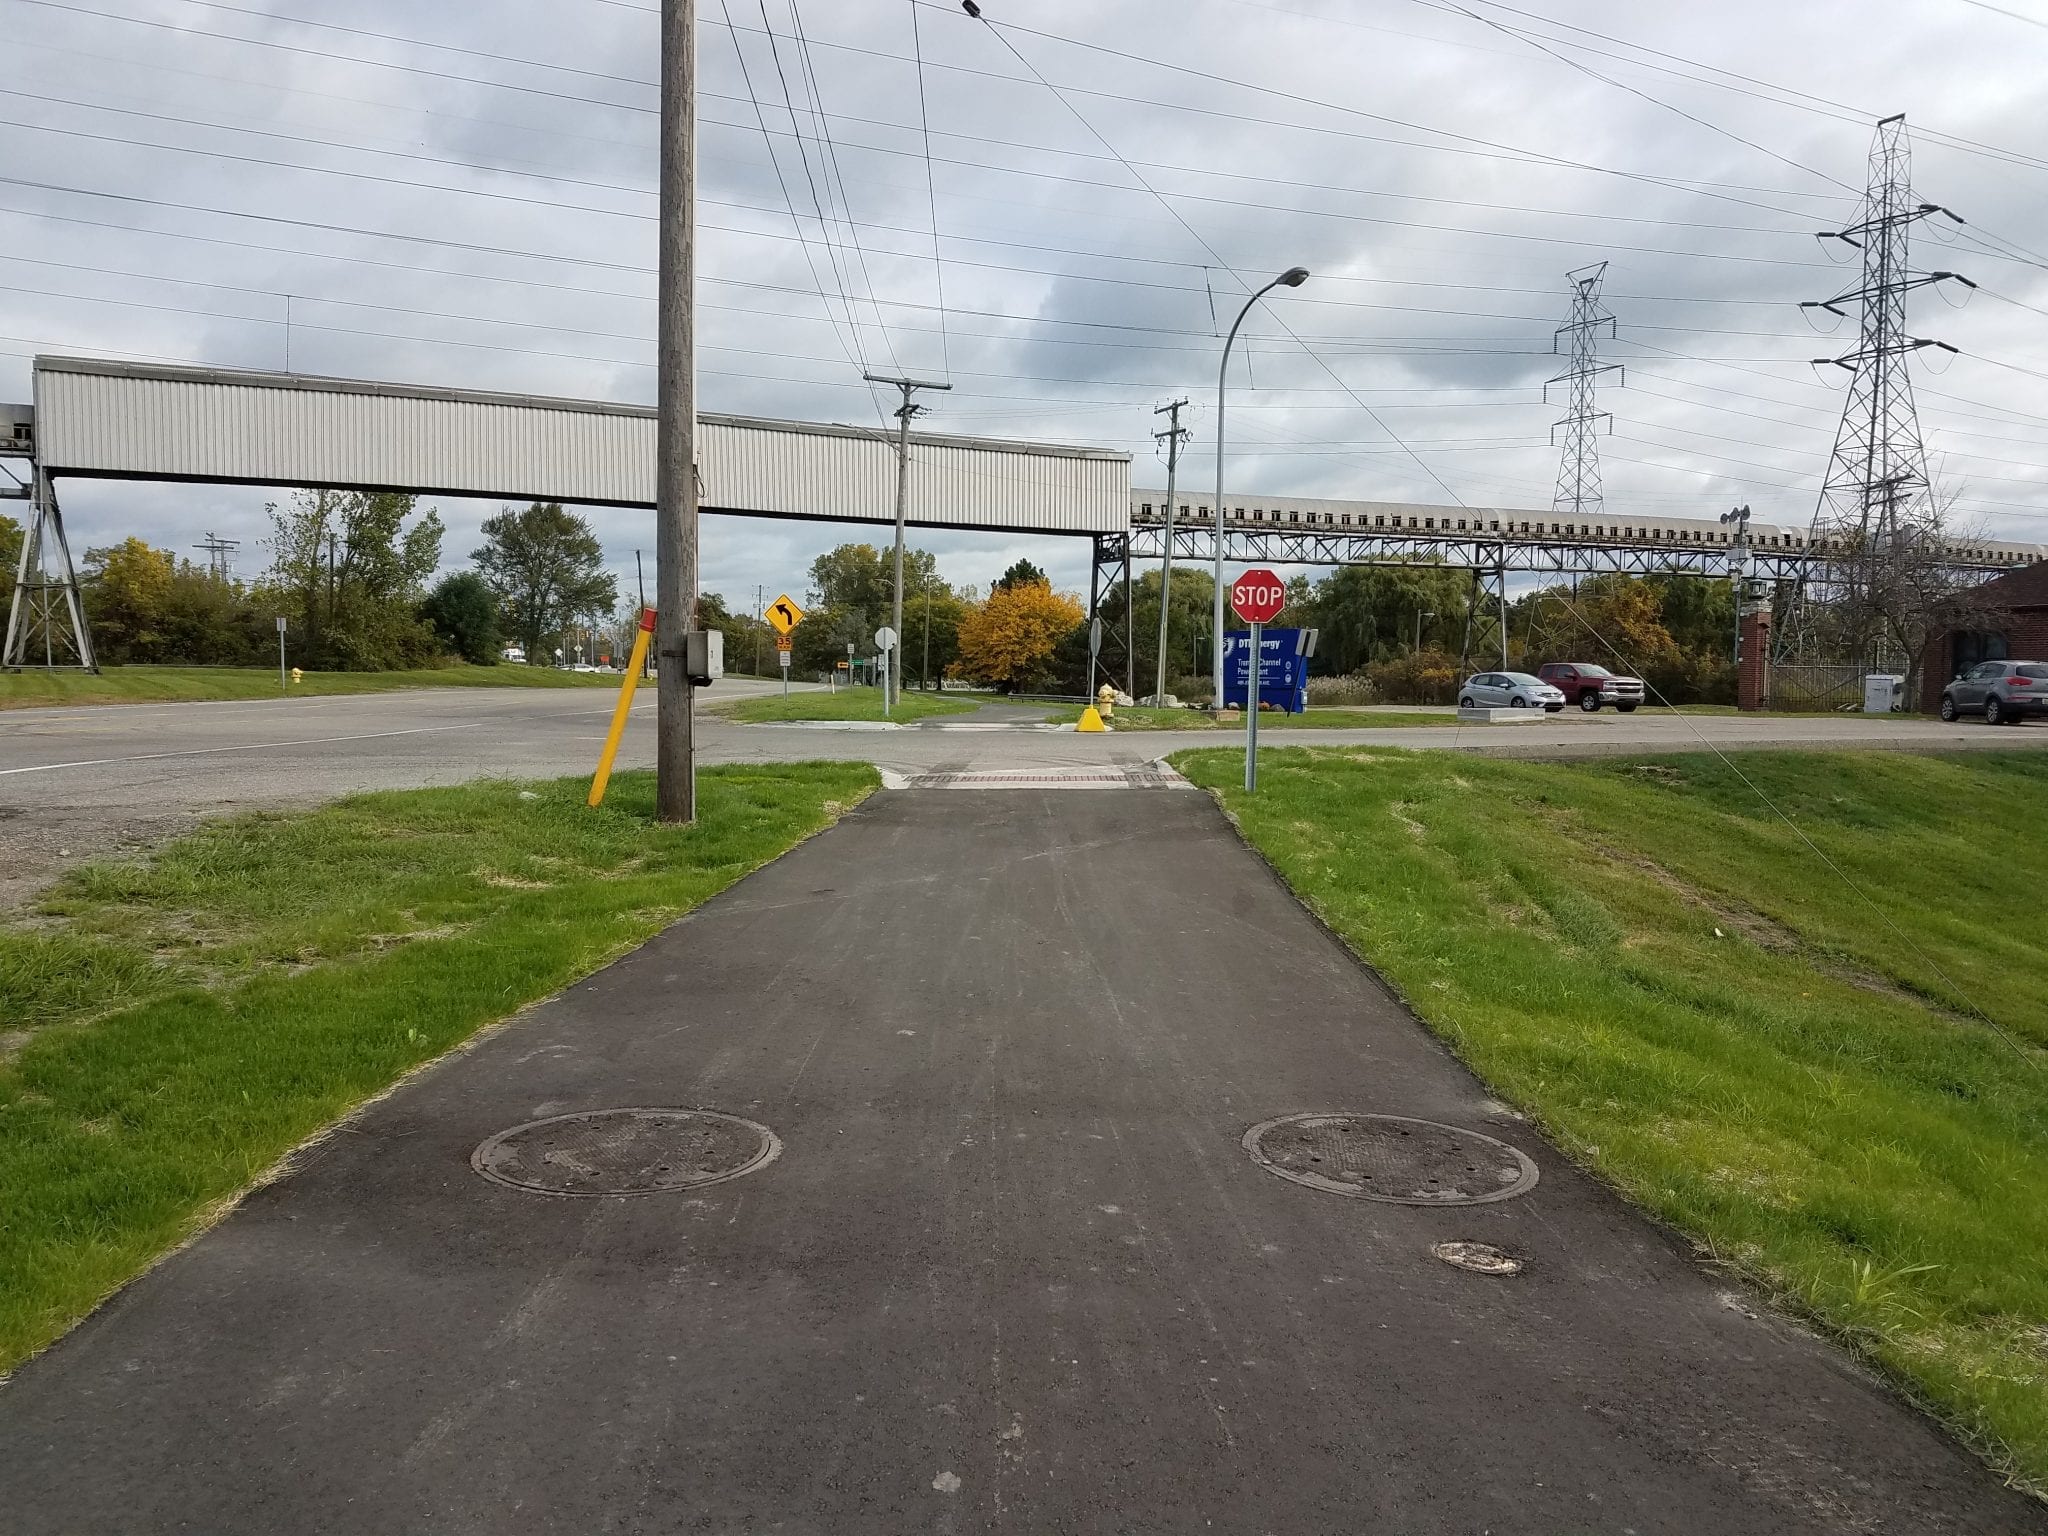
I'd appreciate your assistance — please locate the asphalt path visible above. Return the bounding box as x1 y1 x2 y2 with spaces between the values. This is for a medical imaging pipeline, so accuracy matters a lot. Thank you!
0 791 2035 1533
2 681 2043 904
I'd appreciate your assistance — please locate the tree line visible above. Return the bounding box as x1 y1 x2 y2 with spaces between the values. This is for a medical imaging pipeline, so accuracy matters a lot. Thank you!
4 493 649 673
6 496 1748 703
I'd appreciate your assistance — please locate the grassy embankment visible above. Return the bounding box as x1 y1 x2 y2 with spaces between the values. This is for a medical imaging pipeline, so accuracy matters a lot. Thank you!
0 763 877 1373
1175 744 2048 1490
0 664 624 710
1045 703 1463 730
715 688 981 724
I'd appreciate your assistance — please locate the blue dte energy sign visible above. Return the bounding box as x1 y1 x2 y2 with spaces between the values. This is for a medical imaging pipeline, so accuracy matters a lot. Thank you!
1223 628 1310 714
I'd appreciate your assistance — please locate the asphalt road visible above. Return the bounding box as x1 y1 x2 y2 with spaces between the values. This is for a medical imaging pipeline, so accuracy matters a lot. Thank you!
2 682 2043 905
0 791 2035 1533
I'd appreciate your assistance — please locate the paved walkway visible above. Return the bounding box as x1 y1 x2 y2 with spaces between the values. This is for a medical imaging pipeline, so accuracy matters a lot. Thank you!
1 791 2036 1533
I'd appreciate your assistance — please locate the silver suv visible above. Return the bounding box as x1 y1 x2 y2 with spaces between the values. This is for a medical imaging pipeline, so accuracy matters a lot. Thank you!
1940 660 2048 725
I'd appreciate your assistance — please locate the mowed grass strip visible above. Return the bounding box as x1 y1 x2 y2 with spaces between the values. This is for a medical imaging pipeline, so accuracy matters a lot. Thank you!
1042 703 1462 731
0 762 877 1373
717 687 979 723
0 663 624 710
1174 745 2048 1490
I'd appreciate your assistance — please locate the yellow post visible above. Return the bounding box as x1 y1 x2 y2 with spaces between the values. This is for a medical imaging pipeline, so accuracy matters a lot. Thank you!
588 608 656 807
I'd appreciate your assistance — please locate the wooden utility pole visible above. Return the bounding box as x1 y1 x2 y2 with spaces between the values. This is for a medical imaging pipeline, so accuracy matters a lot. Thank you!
863 373 950 714
1152 398 1189 703
656 0 698 823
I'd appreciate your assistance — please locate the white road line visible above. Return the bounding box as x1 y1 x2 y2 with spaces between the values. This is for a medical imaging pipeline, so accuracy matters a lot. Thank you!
0 722 495 776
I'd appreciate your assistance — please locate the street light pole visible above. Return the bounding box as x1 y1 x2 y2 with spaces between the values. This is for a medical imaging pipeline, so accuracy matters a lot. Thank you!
865 373 951 716
1212 267 1309 708
654 0 698 823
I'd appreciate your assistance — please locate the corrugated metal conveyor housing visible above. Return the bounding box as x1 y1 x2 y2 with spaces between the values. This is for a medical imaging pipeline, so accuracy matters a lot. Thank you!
30 357 1130 536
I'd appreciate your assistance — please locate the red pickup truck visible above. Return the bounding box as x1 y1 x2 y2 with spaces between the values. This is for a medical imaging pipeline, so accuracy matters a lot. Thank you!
1535 662 1645 712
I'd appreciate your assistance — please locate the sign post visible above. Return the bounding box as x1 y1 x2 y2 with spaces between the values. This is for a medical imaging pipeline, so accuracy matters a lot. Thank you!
875 626 899 713
275 615 287 693
1229 567 1286 792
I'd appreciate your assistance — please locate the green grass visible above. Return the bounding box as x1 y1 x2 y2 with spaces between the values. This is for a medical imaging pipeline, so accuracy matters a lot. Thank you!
716 687 980 724
1173 744 2048 1490
0 663 626 710
1044 703 1463 730
0 762 877 1373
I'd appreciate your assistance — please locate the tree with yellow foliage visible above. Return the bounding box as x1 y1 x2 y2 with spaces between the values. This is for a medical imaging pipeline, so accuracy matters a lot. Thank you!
951 579 1084 692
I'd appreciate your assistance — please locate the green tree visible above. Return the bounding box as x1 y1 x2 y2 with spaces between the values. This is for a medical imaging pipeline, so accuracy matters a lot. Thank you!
82 538 177 664
1302 563 1472 676
264 489 443 670
1093 566 1216 696
905 581 968 689
0 512 20 616
162 562 268 667
698 591 776 676
473 502 616 666
993 557 1049 592
420 572 502 664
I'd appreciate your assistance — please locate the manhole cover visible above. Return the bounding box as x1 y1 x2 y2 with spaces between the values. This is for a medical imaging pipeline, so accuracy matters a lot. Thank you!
1242 1113 1538 1205
1433 1240 1524 1275
472 1109 780 1197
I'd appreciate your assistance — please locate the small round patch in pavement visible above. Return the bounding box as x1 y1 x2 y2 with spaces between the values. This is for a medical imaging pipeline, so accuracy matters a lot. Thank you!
1241 1113 1538 1205
471 1108 781 1197
1432 1240 1524 1276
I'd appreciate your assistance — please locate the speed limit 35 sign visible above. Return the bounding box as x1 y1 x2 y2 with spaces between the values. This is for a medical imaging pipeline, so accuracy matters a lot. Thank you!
1230 568 1287 625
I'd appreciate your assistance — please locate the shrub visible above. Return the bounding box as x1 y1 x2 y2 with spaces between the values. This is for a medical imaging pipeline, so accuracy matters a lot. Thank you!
1306 672 1379 707
1366 647 1460 705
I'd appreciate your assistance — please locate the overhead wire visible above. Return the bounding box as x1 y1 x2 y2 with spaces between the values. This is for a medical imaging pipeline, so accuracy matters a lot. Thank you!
956 5 1469 506
908 0 950 379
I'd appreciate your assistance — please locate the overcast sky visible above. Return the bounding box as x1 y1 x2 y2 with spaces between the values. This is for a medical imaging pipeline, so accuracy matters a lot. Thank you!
6 0 2047 609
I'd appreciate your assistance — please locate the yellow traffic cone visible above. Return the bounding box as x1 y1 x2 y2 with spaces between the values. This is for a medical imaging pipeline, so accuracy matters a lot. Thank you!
1076 705 1108 733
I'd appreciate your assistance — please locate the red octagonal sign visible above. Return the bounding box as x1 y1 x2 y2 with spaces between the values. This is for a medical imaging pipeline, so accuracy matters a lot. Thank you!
1230 567 1287 625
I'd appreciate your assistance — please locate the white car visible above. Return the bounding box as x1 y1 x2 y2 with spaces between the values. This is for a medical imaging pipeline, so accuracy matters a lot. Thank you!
1460 671 1566 712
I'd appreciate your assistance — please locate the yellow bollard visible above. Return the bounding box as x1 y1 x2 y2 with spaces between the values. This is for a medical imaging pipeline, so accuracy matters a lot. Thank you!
588 608 656 807
1076 705 1108 733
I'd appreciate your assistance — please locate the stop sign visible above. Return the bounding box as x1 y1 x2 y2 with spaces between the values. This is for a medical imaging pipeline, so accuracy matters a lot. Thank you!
1230 567 1287 625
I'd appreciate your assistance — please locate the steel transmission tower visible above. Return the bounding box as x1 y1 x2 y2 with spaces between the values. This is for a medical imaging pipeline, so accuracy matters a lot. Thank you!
1547 261 1621 521
1797 114 1971 654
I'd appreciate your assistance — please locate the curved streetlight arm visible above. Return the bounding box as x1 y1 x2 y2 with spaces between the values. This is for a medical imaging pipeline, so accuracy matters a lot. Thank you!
1212 273 1302 706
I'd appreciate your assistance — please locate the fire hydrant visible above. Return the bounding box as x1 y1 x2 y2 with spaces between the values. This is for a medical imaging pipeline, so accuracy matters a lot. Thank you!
1096 683 1116 720
290 667 303 685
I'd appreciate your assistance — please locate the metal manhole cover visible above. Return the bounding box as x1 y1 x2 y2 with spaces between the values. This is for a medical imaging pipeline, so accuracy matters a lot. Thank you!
472 1109 781 1197
1242 1113 1538 1205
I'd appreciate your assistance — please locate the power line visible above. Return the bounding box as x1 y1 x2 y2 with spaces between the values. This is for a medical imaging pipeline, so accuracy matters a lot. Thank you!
907 0 949 380
710 0 867 377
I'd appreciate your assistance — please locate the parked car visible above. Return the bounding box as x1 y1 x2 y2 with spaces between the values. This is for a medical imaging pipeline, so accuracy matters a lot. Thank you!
1459 671 1566 712
1535 661 1645 713
1940 660 2048 725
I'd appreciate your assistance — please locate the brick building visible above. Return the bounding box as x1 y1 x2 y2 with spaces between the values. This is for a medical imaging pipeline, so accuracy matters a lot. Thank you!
1920 561 2048 713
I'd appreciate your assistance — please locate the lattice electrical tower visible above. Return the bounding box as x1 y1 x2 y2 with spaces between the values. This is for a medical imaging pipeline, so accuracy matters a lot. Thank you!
1796 113 1972 654
1547 261 1621 521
